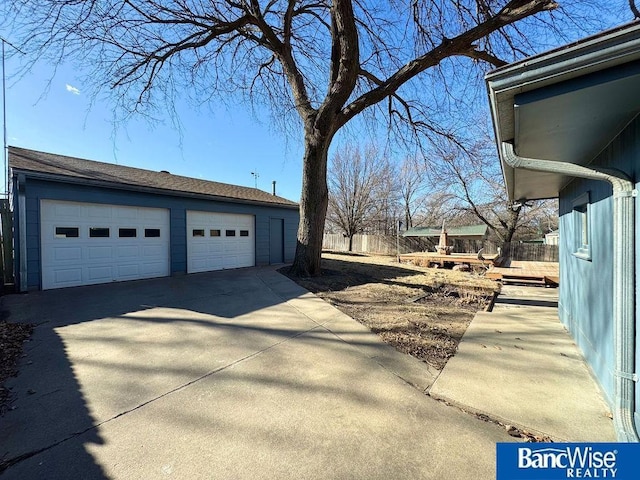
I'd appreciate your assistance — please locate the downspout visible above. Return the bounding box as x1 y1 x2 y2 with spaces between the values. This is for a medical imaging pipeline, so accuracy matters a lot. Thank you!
502 142 639 442
16 173 27 293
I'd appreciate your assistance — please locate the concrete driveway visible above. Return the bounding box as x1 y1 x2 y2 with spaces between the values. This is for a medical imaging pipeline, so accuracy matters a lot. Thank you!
0 267 510 479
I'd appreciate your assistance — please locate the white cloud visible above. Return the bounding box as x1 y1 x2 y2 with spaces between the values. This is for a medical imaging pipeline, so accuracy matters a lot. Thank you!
65 84 80 95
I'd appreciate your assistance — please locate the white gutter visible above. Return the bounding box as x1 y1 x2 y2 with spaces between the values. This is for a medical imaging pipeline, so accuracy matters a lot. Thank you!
502 142 638 442
488 23 640 100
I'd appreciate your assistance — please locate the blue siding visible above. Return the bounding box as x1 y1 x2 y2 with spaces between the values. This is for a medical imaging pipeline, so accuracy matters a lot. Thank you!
171 208 187 274
559 177 614 402
19 179 299 290
558 115 640 425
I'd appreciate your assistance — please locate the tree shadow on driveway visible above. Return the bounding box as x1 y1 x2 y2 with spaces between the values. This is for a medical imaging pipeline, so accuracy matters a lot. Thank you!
0 266 449 478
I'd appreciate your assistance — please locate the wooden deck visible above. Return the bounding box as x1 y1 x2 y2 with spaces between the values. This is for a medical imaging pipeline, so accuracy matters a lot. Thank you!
486 260 559 286
400 252 498 268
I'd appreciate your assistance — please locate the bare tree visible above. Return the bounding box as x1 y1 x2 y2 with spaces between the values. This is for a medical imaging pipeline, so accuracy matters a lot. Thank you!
430 135 557 243
327 144 390 251
367 162 401 235
3 1 629 275
412 191 459 229
397 156 428 229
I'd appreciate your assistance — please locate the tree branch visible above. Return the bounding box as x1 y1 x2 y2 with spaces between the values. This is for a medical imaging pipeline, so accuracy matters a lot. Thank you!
462 47 508 67
338 0 558 127
317 0 359 136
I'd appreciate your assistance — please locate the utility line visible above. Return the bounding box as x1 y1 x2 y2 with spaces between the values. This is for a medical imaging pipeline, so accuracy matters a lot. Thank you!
1 36 25 197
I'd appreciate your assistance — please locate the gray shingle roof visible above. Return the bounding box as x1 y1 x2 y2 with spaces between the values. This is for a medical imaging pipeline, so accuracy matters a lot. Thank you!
9 146 298 208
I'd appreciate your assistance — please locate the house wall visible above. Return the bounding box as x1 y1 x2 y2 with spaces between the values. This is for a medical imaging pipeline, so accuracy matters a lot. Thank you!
558 116 640 425
15 178 299 290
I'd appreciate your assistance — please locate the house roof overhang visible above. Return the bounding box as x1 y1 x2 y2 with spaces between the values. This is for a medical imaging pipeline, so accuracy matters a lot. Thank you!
486 21 640 201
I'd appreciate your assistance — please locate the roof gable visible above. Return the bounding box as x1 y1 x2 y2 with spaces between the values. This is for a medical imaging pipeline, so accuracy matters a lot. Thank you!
9 146 298 208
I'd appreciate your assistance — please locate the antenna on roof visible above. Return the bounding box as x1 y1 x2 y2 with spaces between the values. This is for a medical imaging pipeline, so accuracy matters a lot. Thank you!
251 170 259 189
1 36 25 197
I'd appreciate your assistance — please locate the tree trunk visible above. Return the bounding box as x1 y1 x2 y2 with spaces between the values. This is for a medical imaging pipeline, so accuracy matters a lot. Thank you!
503 204 522 243
290 132 331 276
348 234 354 252
404 204 412 230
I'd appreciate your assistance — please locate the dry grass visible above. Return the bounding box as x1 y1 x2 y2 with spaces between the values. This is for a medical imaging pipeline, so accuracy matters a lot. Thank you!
282 252 499 369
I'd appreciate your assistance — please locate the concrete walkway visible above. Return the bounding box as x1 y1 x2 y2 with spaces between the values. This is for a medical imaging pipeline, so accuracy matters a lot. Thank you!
429 285 616 442
1 267 508 480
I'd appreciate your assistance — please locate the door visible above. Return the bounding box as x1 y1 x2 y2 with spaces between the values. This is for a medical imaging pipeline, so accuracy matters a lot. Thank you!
187 211 255 273
40 200 170 290
269 218 284 264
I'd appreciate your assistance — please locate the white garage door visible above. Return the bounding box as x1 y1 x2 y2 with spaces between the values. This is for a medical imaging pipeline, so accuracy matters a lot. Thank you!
187 211 255 273
41 200 170 290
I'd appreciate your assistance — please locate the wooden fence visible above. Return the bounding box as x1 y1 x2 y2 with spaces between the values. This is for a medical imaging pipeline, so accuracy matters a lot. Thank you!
322 233 431 255
322 233 558 262
501 242 559 262
0 199 13 291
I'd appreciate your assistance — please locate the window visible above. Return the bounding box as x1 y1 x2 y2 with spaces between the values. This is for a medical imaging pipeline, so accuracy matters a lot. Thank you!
572 192 590 260
89 227 110 238
240 230 249 237
193 229 205 237
226 230 236 237
55 227 79 238
210 229 221 237
119 228 137 238
145 228 161 238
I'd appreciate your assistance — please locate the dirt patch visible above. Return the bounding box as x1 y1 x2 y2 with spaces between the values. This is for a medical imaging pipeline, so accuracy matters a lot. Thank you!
282 253 498 369
0 320 34 415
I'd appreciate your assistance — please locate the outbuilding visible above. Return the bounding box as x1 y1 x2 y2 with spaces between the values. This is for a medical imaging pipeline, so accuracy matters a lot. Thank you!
10 147 299 291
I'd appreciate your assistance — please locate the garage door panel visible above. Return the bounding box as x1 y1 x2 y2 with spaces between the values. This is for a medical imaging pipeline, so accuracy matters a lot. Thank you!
223 243 239 255
87 265 113 281
117 264 140 278
211 258 225 270
115 207 138 220
141 209 167 221
223 256 239 268
88 246 113 259
189 258 209 271
53 268 82 285
52 247 82 262
142 245 166 258
117 246 140 258
51 203 82 219
190 243 209 255
88 204 112 218
141 262 167 276
41 200 170 290
187 211 254 273
208 243 223 254
226 256 252 269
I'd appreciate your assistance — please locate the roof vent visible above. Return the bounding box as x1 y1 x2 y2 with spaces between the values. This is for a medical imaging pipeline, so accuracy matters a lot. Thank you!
160 170 171 174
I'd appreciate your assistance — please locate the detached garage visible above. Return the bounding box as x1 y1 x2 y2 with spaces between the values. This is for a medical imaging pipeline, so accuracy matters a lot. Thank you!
10 147 299 291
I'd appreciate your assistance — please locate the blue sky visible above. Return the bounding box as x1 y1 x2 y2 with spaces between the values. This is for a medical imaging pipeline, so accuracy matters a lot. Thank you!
2 58 305 202
1 4 631 205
